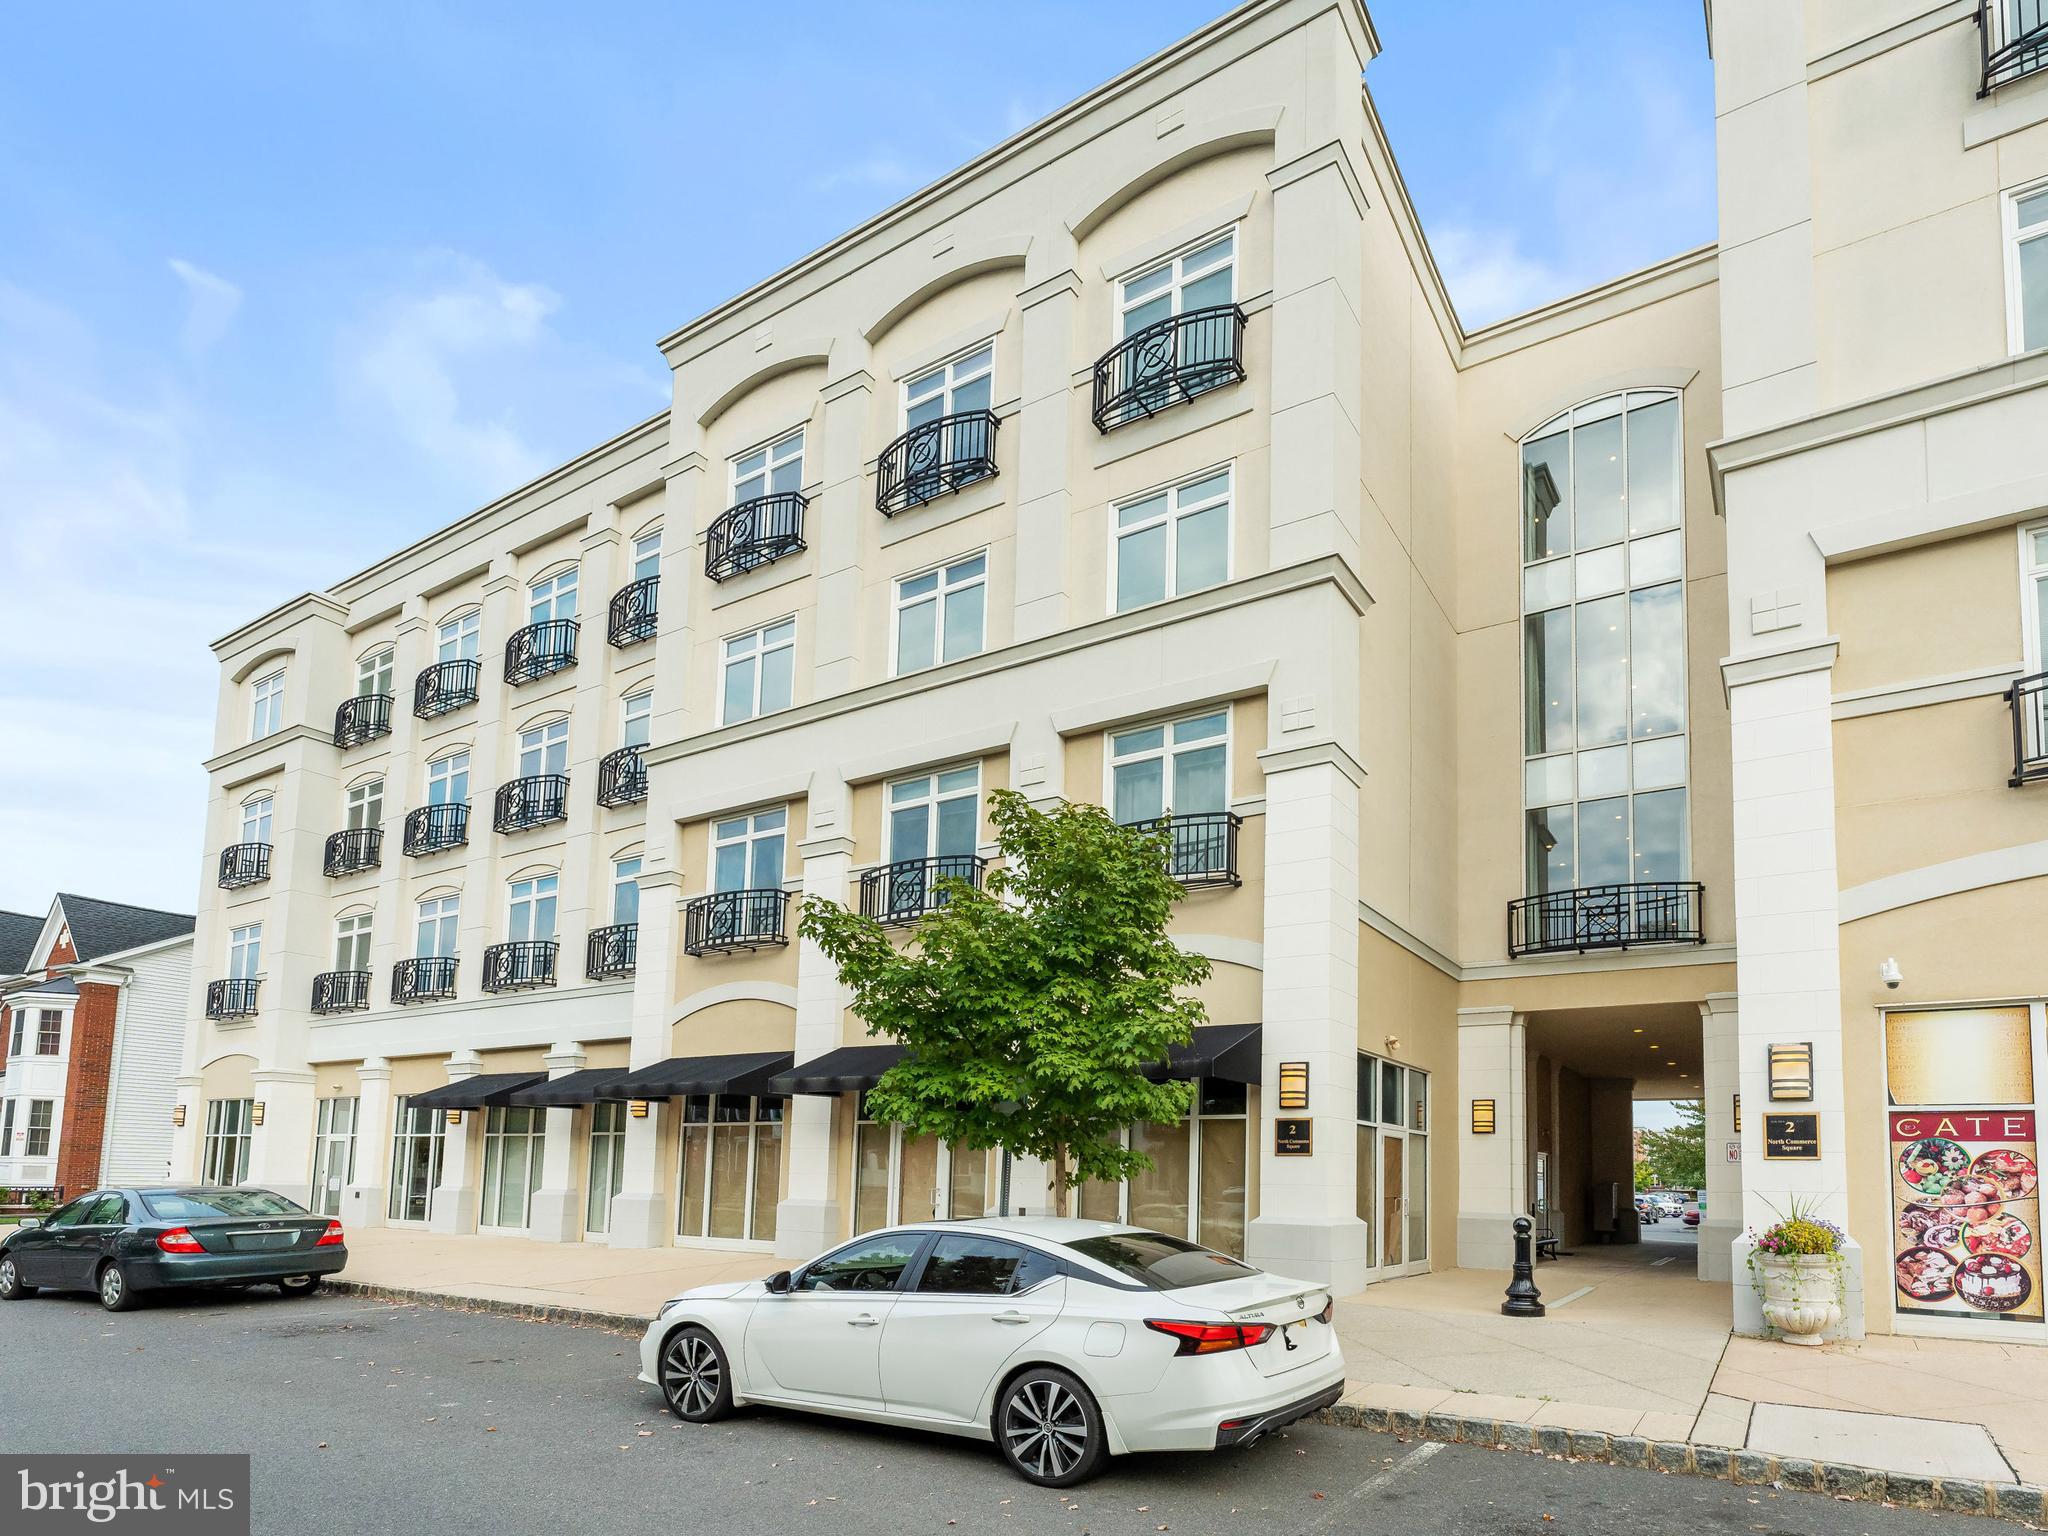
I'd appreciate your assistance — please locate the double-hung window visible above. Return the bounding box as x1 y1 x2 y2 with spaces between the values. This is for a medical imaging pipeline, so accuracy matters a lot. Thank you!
900 346 996 499
2009 183 2048 356
1113 467 1230 612
612 856 643 925
518 718 569 778
27 1099 56 1160
712 808 786 893
632 530 661 585
529 568 578 625
886 766 980 865
622 691 652 749
1110 711 1228 825
335 912 373 973
733 430 804 506
427 751 470 807
6 1010 23 1056
227 924 262 982
893 554 986 675
415 895 459 959
507 874 559 944
905 344 994 431
438 611 481 663
357 648 395 698
240 795 273 847
720 619 795 724
346 777 383 831
1119 231 1235 337
249 670 285 740
36 1010 61 1056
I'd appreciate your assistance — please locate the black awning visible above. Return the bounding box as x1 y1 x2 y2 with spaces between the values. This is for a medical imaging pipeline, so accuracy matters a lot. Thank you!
1143 1023 1263 1086
505 1068 632 1108
767 1044 905 1096
609 1052 795 1100
408 1072 546 1110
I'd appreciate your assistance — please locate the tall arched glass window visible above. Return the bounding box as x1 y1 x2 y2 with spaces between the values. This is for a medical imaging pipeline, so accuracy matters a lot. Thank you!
1520 390 1687 895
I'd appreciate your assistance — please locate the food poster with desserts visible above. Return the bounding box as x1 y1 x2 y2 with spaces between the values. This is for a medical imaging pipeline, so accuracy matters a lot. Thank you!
1887 1007 2043 1327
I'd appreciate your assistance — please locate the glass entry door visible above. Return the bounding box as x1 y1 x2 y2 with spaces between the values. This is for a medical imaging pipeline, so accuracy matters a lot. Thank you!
1358 1053 1430 1280
310 1097 358 1217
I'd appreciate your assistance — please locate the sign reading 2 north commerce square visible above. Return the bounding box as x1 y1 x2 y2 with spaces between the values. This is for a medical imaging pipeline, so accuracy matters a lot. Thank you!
1886 1006 2044 1328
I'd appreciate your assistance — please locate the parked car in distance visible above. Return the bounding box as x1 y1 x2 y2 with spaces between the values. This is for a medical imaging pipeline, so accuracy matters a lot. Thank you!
640 1217 1344 1487
0 1187 346 1311
1683 1206 1703 1227
1633 1197 1660 1224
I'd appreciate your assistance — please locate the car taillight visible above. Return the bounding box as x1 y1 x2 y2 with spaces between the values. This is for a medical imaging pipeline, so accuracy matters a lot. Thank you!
314 1221 345 1247
156 1227 204 1254
1314 1298 1334 1325
1144 1319 1274 1355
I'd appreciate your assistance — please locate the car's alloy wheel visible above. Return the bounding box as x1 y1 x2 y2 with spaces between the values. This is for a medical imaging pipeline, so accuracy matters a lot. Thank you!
998 1369 1105 1487
660 1328 733 1422
0 1256 31 1300
98 1263 136 1313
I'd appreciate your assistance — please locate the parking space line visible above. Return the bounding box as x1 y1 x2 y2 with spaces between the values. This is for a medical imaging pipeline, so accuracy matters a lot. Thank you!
1301 1439 1445 1533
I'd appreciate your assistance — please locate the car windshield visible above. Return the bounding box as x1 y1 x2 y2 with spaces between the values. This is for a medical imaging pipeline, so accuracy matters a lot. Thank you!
1064 1231 1256 1289
139 1189 308 1221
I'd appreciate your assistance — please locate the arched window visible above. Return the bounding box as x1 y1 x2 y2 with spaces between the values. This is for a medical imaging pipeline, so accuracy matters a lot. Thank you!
1519 390 1687 896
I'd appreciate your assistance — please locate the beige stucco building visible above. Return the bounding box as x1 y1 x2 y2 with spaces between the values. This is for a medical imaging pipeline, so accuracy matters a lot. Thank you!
169 0 2048 1337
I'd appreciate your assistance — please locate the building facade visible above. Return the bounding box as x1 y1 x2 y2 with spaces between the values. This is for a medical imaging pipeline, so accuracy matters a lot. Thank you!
0 895 194 1197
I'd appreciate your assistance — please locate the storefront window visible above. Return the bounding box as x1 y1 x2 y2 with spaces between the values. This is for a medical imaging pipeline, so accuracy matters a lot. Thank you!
1075 1078 1248 1257
852 1095 989 1232
586 1099 626 1234
480 1106 546 1230
678 1094 782 1243
388 1096 445 1223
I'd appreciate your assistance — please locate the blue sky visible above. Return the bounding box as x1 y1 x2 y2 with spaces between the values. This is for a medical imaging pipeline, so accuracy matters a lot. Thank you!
0 2 1713 915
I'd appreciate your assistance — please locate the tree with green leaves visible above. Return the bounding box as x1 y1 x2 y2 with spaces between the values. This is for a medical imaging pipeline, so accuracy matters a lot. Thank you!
799 788 1211 1210
1638 1099 1707 1190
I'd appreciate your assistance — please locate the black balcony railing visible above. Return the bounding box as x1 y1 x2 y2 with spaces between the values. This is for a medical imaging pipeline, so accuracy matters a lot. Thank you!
876 409 1000 515
684 889 790 955
608 575 659 647
505 619 579 685
2009 670 2048 785
323 827 382 877
1507 881 1706 959
311 970 371 1014
494 774 570 833
1125 811 1243 889
595 745 648 808
403 802 469 857
1982 0 2048 92
414 658 481 719
218 843 271 890
205 978 260 1021
392 955 458 1005
1091 303 1249 433
586 922 639 979
706 492 807 582
858 854 988 924
482 939 558 993
333 693 394 748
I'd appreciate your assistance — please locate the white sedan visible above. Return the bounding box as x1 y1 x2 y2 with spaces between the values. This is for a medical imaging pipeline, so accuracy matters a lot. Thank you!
637 1216 1346 1486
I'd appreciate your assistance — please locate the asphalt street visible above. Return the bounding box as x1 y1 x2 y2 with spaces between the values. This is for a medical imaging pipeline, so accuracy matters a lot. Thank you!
0 1288 1953 1535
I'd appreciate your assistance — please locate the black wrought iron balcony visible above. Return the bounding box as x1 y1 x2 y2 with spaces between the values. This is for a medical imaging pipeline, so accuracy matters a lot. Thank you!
494 774 570 833
1982 0 2048 92
706 492 807 582
414 658 481 720
858 854 987 924
1507 881 1705 959
596 746 648 808
392 955 458 1004
683 888 790 955
323 827 382 877
218 843 271 890
403 802 469 857
505 619 579 685
1091 303 1249 433
481 939 557 993
205 978 260 1021
1125 811 1242 889
311 970 371 1014
586 922 638 979
333 692 394 749
2009 670 2048 785
608 574 659 647
876 409 999 515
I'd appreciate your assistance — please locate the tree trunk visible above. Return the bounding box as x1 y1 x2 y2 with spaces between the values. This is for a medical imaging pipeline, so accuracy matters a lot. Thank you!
1051 1145 1070 1218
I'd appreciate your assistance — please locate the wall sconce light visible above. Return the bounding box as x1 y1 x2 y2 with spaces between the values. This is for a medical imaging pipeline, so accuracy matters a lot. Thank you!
171 1104 185 1128
1471 1098 1497 1135
446 1108 464 1126
1768 1043 1814 1102
629 1099 651 1120
1732 1093 1741 1134
1278 1062 1310 1112
251 1102 266 1127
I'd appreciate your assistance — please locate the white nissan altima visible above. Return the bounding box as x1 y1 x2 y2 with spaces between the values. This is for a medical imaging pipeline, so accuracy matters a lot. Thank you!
637 1216 1346 1486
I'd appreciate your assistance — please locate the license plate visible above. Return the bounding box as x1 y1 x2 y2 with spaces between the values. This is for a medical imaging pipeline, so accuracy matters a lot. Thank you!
236 1232 295 1250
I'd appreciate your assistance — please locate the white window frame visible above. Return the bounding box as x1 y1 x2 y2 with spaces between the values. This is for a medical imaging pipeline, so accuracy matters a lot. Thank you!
901 343 995 431
240 794 274 846
334 912 373 972
890 552 988 676
426 751 470 807
415 895 460 959
622 689 653 749
719 618 796 725
1074 1081 1249 1253
611 855 643 925
631 529 662 584
227 923 262 981
1108 465 1233 614
201 1099 250 1185
851 1105 990 1232
479 1104 546 1233
709 806 788 893
1116 227 1237 335
2005 178 2048 358
730 429 805 507
507 873 559 943
884 764 982 863
357 648 395 699
437 610 481 664
346 777 384 831
2024 520 2048 674
676 1094 785 1246
528 567 578 625
249 670 285 741
1105 707 1232 824
517 718 569 778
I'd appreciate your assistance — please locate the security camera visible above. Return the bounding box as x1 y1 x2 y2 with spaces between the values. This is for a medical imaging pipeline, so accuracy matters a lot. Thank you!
1880 957 1903 990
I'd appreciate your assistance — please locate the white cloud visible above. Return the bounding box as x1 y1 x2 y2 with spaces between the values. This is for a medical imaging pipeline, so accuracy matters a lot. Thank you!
1427 224 1571 329
168 257 242 354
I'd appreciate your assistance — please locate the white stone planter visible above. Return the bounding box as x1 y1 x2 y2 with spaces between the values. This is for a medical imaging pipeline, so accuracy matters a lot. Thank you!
1756 1252 1843 1345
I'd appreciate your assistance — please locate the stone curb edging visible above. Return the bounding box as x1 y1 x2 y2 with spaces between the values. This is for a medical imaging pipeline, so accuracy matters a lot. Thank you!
1322 1402 2044 1524
328 1279 651 1337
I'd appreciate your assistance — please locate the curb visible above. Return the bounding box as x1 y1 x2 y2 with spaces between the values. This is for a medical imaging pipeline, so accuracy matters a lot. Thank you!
328 1279 650 1337
1322 1402 2044 1524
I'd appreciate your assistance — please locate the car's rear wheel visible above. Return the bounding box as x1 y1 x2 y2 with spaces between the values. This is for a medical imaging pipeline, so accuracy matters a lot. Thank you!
997 1367 1107 1487
97 1262 138 1312
660 1326 734 1422
0 1256 35 1300
278 1275 323 1298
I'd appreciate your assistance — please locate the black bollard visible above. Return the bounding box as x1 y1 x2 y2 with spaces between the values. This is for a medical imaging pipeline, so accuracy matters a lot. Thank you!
1501 1215 1546 1318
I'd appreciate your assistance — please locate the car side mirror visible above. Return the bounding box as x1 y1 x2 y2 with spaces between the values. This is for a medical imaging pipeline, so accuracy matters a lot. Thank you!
15 1217 39 1230
765 1270 793 1295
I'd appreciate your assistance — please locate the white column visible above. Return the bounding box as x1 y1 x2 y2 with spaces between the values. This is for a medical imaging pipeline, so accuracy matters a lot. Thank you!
1244 749 1368 1293
527 1040 588 1243
247 1069 316 1207
429 1049 482 1234
778 802 853 1260
1699 994 1745 1283
169 1074 204 1182
343 1057 393 1229
813 363 874 695
609 870 680 1248
1011 268 1079 641
1455 1006 1528 1269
